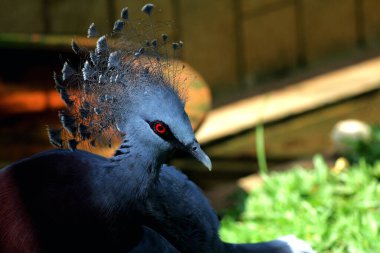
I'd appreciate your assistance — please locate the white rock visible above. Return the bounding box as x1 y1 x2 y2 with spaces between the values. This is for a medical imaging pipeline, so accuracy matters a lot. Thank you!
331 119 371 154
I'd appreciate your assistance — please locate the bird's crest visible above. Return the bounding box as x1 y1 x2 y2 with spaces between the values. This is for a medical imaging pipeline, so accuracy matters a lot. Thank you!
48 3 186 151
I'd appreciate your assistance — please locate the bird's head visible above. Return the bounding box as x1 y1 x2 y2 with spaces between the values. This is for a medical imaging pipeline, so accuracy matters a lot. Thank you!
117 77 211 171
51 3 211 170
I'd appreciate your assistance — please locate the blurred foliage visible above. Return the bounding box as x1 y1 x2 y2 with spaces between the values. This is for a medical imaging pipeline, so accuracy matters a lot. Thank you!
347 125 380 165
219 155 380 253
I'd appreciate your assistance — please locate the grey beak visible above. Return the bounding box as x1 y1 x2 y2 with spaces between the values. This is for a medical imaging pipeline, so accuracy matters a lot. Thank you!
187 141 212 171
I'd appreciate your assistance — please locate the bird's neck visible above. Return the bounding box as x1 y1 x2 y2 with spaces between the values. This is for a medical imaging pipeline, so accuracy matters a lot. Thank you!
108 137 163 201
84 137 164 232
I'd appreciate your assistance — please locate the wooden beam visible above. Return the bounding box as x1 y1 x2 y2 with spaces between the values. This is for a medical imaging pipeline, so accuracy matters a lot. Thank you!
196 56 380 144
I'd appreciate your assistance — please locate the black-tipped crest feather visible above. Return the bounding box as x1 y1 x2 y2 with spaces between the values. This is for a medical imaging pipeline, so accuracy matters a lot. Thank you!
141 3 155 15
62 62 76 81
68 139 78 151
47 127 63 148
71 40 80 54
59 111 77 136
121 7 129 20
113 19 125 33
87 23 98 38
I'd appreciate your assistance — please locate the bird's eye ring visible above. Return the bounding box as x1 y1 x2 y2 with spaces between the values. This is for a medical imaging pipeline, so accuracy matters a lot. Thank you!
154 122 166 135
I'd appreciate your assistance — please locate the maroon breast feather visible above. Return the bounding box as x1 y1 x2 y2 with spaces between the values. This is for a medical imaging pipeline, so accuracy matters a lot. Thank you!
0 170 40 253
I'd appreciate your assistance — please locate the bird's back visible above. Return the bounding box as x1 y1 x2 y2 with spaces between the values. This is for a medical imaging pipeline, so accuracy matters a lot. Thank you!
0 149 143 253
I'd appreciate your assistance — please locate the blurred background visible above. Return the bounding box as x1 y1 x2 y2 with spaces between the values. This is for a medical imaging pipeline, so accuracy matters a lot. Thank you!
1 1 380 251
1 0 380 204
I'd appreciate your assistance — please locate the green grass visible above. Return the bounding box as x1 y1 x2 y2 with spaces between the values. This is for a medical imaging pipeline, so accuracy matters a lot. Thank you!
219 155 380 253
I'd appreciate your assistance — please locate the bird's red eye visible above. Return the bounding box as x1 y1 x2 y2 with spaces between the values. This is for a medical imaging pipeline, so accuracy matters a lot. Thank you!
154 123 166 134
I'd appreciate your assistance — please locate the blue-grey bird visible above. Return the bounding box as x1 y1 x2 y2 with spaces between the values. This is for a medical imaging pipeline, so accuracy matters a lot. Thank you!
0 3 314 253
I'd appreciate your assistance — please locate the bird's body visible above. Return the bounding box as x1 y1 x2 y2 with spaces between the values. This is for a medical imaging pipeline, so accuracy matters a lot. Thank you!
0 150 312 253
0 149 150 252
132 165 314 253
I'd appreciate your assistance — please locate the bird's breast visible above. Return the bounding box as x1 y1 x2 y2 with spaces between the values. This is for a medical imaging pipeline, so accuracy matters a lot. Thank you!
0 169 40 253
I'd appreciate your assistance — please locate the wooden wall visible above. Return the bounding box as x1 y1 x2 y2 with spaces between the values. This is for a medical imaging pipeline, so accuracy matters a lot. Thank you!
2 0 380 98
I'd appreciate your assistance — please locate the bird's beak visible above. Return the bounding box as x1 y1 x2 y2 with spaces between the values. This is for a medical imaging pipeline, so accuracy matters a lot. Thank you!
186 141 212 171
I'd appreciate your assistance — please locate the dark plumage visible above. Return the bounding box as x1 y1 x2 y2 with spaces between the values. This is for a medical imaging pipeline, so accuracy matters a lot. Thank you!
0 150 151 252
0 152 311 253
130 165 314 253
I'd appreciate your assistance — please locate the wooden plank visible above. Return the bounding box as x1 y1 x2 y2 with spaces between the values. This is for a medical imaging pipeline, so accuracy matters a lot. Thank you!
242 4 297 79
0 0 44 33
47 0 109 35
363 0 380 46
303 0 357 61
180 0 238 89
241 0 292 16
196 56 380 144
204 90 380 160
